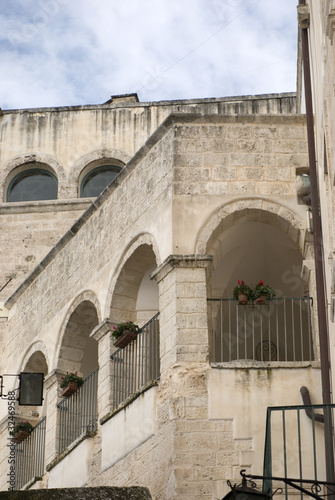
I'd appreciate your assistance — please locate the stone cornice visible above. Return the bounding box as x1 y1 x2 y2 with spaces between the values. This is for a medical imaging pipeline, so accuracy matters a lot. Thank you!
151 254 213 283
90 318 117 341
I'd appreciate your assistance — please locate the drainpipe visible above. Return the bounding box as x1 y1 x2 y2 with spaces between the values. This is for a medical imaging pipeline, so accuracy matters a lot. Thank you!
298 0 335 485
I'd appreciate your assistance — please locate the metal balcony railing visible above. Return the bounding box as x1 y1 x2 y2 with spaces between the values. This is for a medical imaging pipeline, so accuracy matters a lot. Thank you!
263 404 335 499
57 368 98 454
111 313 160 410
208 297 313 362
15 416 46 490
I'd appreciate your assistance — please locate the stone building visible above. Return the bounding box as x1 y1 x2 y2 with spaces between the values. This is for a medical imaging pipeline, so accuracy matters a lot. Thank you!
0 23 331 499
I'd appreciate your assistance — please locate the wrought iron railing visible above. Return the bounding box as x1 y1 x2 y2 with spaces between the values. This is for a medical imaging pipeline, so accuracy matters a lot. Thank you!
263 404 335 499
111 313 160 410
208 297 313 362
15 416 46 490
57 368 98 454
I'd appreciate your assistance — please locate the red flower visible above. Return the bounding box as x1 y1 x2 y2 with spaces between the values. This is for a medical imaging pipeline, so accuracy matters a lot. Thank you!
259 280 264 285
238 280 241 284
241 280 244 285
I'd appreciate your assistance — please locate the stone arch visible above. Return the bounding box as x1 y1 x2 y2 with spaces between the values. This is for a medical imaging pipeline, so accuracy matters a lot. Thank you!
57 291 101 378
1 153 67 201
20 341 49 375
69 149 132 198
195 198 304 259
197 199 316 363
107 234 161 326
17 342 49 421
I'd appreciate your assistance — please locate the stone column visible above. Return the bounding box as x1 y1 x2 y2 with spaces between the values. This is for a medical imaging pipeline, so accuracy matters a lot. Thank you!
90 318 118 420
151 254 213 374
151 255 214 497
44 369 64 467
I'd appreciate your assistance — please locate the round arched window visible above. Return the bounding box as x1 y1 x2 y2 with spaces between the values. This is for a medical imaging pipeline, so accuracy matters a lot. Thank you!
7 169 58 202
80 165 122 198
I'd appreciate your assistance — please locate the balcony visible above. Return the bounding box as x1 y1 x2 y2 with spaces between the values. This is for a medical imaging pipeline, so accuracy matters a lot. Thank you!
208 297 314 363
14 417 46 490
57 368 98 454
111 313 160 410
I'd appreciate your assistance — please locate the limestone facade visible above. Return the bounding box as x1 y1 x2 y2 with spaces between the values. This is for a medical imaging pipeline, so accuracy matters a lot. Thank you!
0 93 324 499
300 0 335 403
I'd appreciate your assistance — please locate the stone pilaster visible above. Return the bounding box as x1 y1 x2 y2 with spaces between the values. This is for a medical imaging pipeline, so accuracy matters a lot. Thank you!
151 254 213 374
44 370 64 467
90 318 118 419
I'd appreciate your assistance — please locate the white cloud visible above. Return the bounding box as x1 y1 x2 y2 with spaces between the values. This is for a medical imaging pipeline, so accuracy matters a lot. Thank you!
0 0 298 109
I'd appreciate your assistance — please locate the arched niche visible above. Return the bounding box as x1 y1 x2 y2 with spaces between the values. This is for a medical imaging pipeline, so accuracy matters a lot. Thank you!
58 300 99 378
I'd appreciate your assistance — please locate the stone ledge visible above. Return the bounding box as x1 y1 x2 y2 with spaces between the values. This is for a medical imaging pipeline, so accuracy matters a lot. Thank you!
0 199 92 215
0 487 152 500
151 254 213 283
211 360 321 369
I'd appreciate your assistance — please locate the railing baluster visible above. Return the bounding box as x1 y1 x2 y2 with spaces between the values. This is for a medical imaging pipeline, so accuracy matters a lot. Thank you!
208 297 313 363
282 409 288 499
300 299 304 361
14 416 46 490
276 300 279 361
284 299 287 361
111 313 160 411
57 369 98 454
297 409 303 500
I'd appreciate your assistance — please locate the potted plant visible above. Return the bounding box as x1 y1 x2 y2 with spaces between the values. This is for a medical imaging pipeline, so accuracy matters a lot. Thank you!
253 280 276 304
233 280 253 305
10 421 33 443
112 321 139 348
60 371 84 397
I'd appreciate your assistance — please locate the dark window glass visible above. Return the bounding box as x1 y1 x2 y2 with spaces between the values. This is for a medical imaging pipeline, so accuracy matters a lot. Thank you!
7 169 58 202
80 165 122 198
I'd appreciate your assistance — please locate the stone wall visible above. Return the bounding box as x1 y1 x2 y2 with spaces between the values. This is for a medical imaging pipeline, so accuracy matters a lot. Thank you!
0 111 322 500
0 201 91 300
0 94 296 302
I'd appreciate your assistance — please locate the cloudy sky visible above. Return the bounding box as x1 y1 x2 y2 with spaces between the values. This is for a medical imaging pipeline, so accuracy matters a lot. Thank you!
0 0 298 110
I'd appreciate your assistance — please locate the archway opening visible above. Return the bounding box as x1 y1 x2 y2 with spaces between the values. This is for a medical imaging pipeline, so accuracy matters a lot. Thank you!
207 212 312 363
59 300 99 378
110 244 159 326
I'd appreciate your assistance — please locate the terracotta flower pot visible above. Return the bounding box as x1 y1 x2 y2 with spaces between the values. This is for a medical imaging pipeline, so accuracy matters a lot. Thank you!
256 295 267 305
12 430 30 443
61 381 78 398
114 329 137 348
238 293 249 305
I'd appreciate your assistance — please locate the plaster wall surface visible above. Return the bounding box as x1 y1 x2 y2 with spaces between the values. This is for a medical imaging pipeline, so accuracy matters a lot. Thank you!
209 366 323 479
101 387 158 470
48 438 93 488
